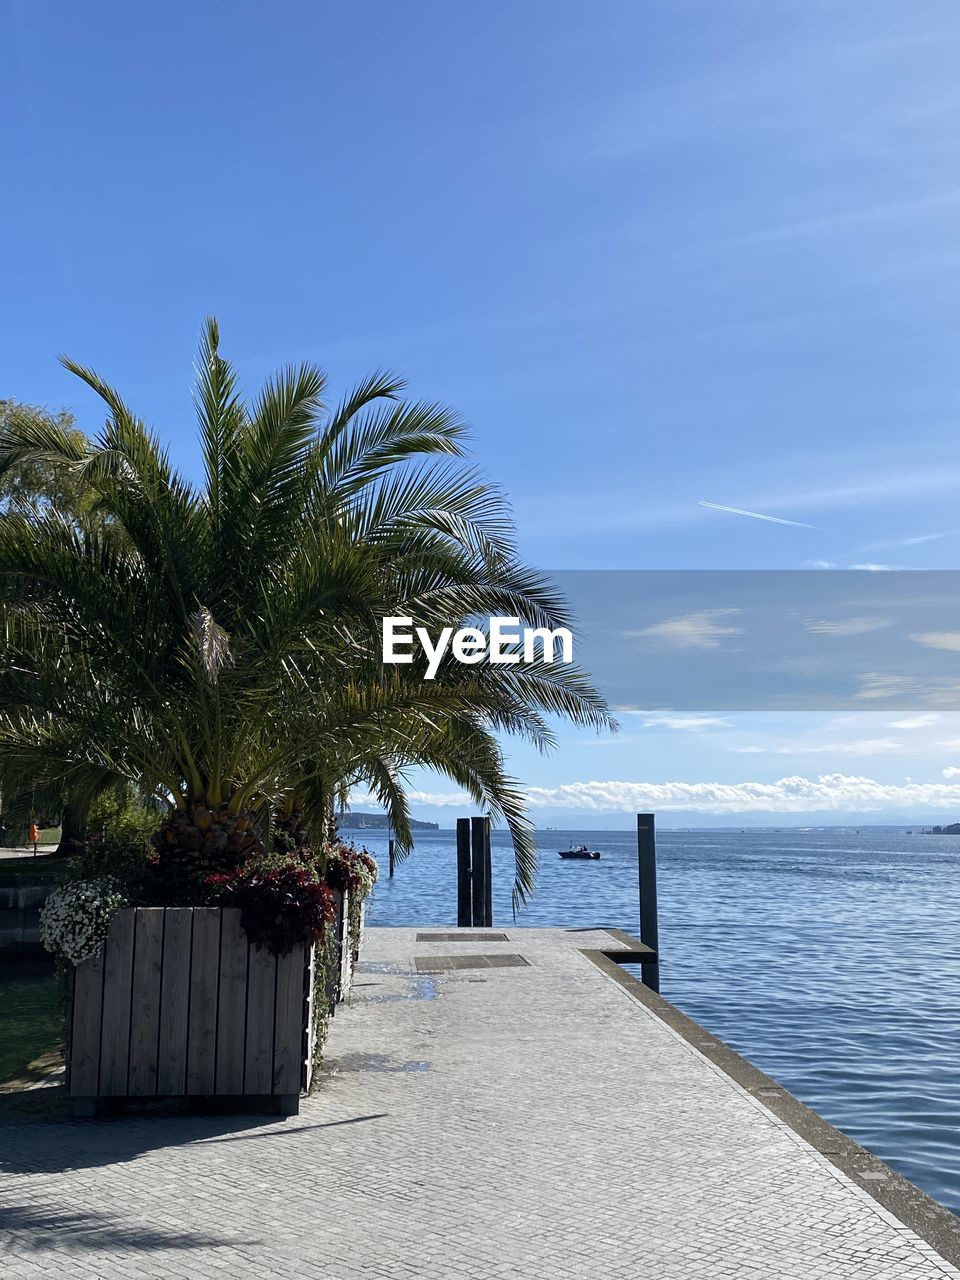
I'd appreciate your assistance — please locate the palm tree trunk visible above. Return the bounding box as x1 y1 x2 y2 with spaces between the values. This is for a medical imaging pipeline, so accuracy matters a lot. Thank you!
56 799 88 858
272 805 311 856
152 802 263 876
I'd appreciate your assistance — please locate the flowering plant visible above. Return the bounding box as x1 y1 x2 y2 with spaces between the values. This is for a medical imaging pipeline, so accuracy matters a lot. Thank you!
324 843 378 899
324 843 378 970
205 860 335 956
40 878 128 964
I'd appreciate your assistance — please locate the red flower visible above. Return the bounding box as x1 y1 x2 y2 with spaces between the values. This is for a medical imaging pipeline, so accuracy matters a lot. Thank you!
204 859 334 955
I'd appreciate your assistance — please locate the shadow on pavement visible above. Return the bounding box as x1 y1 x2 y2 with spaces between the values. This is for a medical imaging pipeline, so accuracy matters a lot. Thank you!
0 1202 254 1253
0 1109 386 1175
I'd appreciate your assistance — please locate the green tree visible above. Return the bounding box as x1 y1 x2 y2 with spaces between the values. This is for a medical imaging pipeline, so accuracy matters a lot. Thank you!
0 401 91 518
0 321 613 905
0 401 97 854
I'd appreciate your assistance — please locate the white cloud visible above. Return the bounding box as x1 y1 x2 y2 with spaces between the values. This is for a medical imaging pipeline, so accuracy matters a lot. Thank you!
516 774 960 814
911 631 960 652
901 531 955 546
919 684 960 706
627 608 742 651
858 530 955 552
848 563 898 572
592 469 960 535
890 713 940 729
613 707 731 731
348 789 470 810
356 773 960 816
853 675 960 706
803 616 890 636
943 767 960 779
757 467 960 515
732 737 901 756
855 674 917 700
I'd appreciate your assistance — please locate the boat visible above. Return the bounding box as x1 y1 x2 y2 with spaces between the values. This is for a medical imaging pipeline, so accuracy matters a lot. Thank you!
558 845 601 860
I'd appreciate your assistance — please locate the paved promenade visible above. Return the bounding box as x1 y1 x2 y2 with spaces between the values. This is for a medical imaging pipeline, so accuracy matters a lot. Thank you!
1 926 958 1277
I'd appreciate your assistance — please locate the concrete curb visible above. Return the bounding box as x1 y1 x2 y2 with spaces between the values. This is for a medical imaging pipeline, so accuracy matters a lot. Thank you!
583 928 960 1271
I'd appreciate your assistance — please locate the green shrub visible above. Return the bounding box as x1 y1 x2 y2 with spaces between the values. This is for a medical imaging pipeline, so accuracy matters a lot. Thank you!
67 791 160 896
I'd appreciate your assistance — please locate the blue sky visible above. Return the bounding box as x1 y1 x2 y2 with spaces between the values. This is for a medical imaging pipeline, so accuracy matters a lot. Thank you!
5 1 960 824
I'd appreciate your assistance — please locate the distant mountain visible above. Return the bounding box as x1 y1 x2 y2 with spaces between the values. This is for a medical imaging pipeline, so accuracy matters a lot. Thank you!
338 811 439 831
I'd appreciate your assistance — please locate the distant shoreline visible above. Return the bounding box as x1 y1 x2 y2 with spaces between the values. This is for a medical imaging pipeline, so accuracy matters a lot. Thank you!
338 811 438 831
339 821 960 834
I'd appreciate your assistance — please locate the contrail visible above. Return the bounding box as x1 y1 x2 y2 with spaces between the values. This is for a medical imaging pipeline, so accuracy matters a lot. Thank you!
699 501 818 529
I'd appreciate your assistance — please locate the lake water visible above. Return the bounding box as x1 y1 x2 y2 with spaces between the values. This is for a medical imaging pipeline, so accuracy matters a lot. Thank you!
351 825 960 1215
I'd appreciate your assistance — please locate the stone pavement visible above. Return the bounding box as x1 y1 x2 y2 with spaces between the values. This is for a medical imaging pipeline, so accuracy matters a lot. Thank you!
1 926 958 1278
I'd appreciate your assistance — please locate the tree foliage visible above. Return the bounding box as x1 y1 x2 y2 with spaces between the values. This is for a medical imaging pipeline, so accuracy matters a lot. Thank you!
0 320 614 906
0 401 91 519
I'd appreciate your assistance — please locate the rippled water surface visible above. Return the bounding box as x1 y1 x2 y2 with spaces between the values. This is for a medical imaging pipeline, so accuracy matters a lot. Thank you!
356 826 960 1213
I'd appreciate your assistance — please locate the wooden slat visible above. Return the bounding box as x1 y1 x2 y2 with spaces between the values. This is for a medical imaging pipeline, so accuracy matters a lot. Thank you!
71 905 312 1104
70 948 105 1097
99 909 136 1095
273 943 306 1095
186 907 221 1095
215 908 248 1095
127 909 164 1096
157 908 193 1095
244 942 277 1094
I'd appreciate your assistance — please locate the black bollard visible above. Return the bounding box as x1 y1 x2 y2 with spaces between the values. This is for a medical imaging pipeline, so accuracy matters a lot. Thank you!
456 818 472 925
637 812 660 992
471 816 490 928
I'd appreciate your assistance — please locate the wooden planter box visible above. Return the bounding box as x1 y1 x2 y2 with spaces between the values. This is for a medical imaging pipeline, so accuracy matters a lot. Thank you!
68 898 350 1118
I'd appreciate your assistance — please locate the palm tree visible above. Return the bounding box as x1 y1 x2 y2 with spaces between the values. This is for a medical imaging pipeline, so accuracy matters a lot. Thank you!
0 320 614 905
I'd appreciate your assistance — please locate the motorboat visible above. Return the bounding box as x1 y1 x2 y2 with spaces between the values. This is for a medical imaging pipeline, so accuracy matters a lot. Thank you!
558 845 601 860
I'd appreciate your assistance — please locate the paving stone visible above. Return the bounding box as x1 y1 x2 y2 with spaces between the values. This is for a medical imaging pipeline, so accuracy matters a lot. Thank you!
0 926 957 1277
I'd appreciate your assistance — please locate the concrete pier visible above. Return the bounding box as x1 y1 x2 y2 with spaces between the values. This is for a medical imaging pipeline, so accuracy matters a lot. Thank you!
1 926 958 1277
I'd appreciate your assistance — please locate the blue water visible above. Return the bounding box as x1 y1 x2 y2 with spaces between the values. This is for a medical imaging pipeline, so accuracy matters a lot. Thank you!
351 825 960 1214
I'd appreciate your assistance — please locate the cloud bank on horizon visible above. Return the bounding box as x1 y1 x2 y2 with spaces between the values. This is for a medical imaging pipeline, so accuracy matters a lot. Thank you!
352 771 960 817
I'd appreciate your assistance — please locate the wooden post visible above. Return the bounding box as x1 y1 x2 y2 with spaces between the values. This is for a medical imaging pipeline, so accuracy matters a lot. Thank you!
471 816 489 929
483 821 493 928
388 839 396 879
637 812 660 992
456 818 472 926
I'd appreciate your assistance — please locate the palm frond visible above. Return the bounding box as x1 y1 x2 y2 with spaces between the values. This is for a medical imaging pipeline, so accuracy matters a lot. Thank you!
4 318 615 911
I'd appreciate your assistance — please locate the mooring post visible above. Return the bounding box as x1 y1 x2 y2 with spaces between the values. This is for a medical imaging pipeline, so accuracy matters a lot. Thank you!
483 819 493 927
637 812 660 992
471 816 489 928
456 818 472 926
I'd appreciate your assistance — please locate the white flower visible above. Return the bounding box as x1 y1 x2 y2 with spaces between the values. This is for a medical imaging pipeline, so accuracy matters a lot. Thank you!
40 878 128 965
